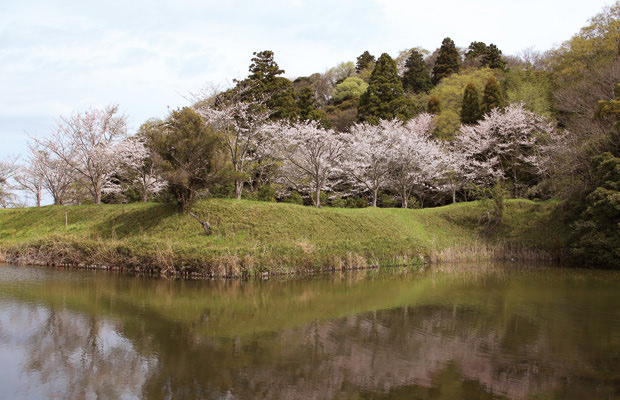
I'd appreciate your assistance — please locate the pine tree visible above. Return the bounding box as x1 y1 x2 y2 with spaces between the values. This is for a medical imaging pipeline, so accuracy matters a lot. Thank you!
481 76 504 114
297 86 325 123
402 50 432 94
460 82 481 124
427 95 441 114
240 50 298 121
483 44 506 70
465 41 488 60
432 37 461 84
357 53 409 124
356 51 376 72
248 50 284 81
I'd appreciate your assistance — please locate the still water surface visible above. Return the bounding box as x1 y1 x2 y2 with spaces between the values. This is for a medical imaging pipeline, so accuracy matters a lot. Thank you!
1 263 620 399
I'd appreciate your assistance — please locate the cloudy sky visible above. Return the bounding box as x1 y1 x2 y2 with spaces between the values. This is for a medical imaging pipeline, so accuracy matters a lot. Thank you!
0 0 614 161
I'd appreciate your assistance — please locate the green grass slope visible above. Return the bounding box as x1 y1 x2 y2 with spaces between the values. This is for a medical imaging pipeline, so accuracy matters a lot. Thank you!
0 199 568 277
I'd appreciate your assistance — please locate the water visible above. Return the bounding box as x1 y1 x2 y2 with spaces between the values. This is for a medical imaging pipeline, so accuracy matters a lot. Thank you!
1 263 620 399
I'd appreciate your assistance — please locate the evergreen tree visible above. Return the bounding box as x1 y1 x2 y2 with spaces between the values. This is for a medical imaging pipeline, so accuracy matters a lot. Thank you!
148 107 228 210
239 50 298 121
356 51 376 72
357 53 409 124
427 95 441 114
483 44 506 70
465 41 506 70
402 49 432 94
481 76 504 114
432 37 461 84
248 50 284 81
296 86 325 123
460 82 481 124
465 41 488 60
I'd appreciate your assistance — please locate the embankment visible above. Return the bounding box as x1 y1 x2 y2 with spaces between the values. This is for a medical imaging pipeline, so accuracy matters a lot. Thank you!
0 199 568 277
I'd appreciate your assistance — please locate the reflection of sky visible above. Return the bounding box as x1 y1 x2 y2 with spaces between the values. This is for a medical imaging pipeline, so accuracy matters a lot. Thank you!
0 0 614 162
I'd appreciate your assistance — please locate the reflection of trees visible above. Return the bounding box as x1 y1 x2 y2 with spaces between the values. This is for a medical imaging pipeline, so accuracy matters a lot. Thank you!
20 307 156 399
4 266 620 399
136 293 620 400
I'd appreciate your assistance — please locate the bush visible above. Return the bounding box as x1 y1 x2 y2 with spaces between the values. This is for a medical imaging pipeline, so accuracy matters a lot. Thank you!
377 191 399 208
281 191 304 205
244 185 277 202
330 196 346 208
346 195 368 208
467 180 509 227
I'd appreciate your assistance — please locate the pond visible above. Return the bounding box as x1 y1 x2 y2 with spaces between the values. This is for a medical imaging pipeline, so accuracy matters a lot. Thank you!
1 263 620 399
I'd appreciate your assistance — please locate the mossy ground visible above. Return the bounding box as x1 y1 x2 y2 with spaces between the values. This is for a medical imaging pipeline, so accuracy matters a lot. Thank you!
0 199 568 277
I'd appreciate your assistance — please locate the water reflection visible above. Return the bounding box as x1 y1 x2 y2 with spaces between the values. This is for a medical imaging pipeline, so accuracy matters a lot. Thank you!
1 264 620 399
0 303 156 399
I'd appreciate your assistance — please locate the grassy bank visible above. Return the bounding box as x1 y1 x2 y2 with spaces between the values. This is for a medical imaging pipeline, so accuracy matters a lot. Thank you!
0 199 568 277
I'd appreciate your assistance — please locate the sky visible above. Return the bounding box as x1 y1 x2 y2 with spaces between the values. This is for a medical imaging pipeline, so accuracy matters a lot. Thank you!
0 0 615 162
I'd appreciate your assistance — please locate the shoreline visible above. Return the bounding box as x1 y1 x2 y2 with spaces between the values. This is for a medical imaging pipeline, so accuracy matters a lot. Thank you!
0 199 567 278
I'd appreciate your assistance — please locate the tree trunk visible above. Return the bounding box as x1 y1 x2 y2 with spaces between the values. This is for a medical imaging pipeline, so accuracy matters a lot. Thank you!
372 188 378 207
452 187 456 204
92 182 101 204
512 165 518 198
235 180 243 200
315 186 321 207
188 211 212 235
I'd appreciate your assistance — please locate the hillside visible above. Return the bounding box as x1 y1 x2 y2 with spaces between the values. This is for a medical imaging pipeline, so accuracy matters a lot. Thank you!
0 199 567 277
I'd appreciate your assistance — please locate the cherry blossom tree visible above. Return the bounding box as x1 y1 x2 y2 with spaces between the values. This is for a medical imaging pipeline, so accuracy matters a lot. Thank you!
23 143 75 205
342 120 400 207
34 105 128 204
455 103 557 196
267 121 344 207
105 136 167 202
387 114 441 208
0 157 18 208
197 93 270 200
435 142 470 204
14 165 43 207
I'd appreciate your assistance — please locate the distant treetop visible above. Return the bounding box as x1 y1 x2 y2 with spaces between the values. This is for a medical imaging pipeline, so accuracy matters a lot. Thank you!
356 51 376 72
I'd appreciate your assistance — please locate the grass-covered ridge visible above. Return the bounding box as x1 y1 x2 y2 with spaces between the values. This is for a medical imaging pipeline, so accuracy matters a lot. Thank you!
0 199 567 277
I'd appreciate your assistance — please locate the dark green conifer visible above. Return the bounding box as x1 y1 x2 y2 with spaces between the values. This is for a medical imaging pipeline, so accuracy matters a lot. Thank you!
432 37 461 84
355 51 376 72
357 53 409 124
481 76 504 114
402 50 432 94
483 44 506 70
460 82 481 124
248 50 284 81
427 95 441 114
296 86 325 123
241 50 298 121
465 41 488 60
